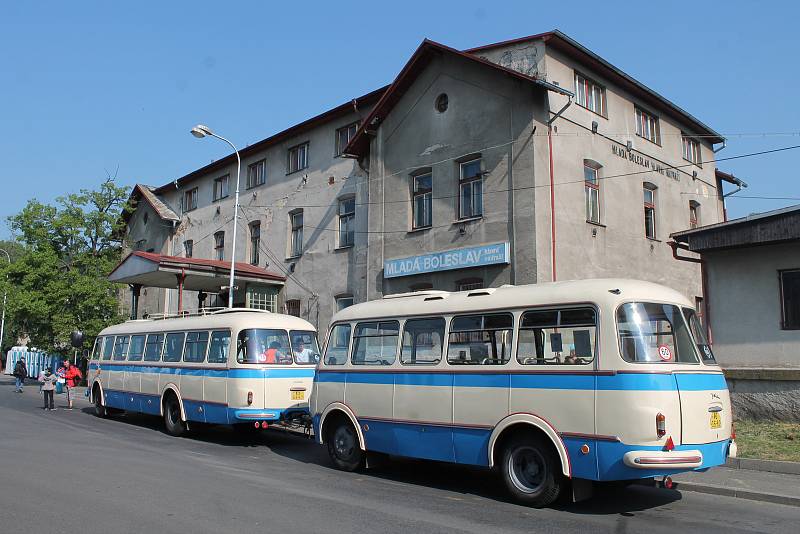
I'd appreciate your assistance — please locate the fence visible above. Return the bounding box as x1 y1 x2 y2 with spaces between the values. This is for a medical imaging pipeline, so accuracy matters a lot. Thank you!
3 347 64 379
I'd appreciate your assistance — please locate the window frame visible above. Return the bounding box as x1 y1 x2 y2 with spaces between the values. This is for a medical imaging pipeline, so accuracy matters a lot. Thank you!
350 320 400 366
682 135 702 166
335 294 354 312
285 299 301 317
411 172 433 230
337 196 356 248
574 72 607 117
183 187 198 212
779 269 800 330
246 159 266 189
162 332 186 363
635 106 661 145
183 330 210 363
112 335 130 361
207 330 231 364
102 336 115 361
335 122 359 156
127 334 146 362
516 306 598 366
323 323 352 366
584 162 601 224
287 142 309 174
400 316 446 365
456 278 483 292
643 183 657 239
689 200 700 229
446 312 514 366
289 210 303 257
213 174 230 201
249 221 261 266
458 158 484 220
214 231 225 261
183 239 193 258
143 333 164 362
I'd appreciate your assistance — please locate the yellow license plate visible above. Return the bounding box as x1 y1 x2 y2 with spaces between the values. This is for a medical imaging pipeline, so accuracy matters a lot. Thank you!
710 411 721 429
291 390 305 401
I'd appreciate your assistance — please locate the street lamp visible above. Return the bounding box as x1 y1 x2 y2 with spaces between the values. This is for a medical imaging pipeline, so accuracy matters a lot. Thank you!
0 248 10 361
190 124 241 309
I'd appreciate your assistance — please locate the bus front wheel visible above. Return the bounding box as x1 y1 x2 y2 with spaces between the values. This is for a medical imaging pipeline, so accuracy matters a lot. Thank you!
93 387 107 418
326 417 364 472
163 396 187 437
500 434 563 508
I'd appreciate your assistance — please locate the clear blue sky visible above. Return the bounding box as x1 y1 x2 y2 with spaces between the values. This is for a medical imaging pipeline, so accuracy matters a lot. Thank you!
1 0 798 238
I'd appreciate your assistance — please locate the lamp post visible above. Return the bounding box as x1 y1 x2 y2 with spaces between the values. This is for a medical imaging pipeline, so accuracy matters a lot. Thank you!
190 124 241 309
0 248 10 360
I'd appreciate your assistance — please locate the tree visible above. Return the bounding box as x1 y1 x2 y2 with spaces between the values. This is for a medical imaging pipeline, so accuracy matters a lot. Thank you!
0 177 131 353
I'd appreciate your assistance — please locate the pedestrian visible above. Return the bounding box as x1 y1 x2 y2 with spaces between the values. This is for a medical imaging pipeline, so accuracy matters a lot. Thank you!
57 358 82 410
38 367 57 410
12 356 27 393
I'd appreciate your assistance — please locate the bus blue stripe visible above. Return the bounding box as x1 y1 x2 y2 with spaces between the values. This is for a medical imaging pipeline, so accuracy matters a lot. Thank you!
675 373 727 391
88 364 314 379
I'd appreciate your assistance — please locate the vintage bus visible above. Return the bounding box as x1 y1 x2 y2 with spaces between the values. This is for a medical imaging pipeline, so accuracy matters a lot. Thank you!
311 279 736 507
88 309 320 436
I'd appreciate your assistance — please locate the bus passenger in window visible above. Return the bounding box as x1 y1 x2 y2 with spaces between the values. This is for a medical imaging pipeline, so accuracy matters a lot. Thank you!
260 341 289 364
293 341 313 363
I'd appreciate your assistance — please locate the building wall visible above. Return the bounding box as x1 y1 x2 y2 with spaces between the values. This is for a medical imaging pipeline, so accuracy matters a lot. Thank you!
123 108 371 330
365 52 540 297
705 243 800 369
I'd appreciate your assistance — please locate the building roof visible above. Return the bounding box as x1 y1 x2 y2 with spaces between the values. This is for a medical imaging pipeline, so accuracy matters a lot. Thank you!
715 169 748 186
342 39 573 158
152 86 387 195
124 184 179 224
108 251 286 293
671 204 800 252
466 30 725 145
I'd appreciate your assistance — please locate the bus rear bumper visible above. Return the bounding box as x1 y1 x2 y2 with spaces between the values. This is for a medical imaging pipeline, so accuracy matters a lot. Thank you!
623 450 703 469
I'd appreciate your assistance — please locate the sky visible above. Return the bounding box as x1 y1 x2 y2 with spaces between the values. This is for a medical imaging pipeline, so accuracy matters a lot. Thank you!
1 0 799 239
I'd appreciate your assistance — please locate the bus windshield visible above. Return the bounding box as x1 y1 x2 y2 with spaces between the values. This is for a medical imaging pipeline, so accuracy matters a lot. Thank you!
682 308 716 364
237 329 292 364
617 302 699 364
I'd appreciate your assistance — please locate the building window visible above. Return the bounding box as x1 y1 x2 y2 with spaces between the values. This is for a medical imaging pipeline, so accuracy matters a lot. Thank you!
336 122 359 156
435 93 449 113
184 240 193 258
143 212 148 225
134 239 147 251
183 187 198 212
249 222 260 265
335 295 354 312
338 197 355 248
456 279 483 291
575 73 606 116
214 231 225 261
689 201 700 229
780 269 800 330
635 107 660 145
285 299 301 317
289 210 303 257
247 286 277 312
213 175 230 201
247 159 266 189
410 283 434 292
459 158 483 219
412 173 432 229
584 161 601 224
682 135 701 165
287 143 309 174
643 184 657 239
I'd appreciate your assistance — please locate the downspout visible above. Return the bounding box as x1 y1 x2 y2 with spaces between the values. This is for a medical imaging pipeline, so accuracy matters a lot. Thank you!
668 240 713 344
546 95 573 282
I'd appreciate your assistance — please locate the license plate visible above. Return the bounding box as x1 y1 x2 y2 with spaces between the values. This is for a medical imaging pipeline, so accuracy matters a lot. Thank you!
710 411 721 429
291 390 305 401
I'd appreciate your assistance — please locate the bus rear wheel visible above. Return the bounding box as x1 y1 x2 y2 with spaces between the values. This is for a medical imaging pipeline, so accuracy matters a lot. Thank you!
500 435 563 508
326 417 364 472
163 396 187 437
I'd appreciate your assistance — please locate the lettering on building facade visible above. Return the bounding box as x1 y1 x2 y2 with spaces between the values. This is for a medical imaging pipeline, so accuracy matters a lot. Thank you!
384 242 511 279
612 143 680 180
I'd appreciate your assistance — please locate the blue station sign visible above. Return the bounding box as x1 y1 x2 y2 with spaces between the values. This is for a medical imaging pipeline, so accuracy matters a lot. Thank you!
384 242 511 279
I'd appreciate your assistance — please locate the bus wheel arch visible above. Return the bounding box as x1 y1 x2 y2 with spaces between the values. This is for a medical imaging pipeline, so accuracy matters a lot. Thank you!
91 383 107 418
319 403 365 450
161 388 188 437
159 385 186 421
489 414 571 479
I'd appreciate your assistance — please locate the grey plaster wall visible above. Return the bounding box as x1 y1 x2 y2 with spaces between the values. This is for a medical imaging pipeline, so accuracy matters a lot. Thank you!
727 378 800 422
705 243 800 369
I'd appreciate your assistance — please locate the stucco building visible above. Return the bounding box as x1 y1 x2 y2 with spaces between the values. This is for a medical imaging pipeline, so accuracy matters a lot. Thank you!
117 30 739 331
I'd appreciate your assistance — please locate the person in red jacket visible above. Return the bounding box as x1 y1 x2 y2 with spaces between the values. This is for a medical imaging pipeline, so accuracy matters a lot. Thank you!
57 359 83 410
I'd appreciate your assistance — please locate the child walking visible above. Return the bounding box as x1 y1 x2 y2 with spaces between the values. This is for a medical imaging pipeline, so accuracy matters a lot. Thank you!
39 367 57 410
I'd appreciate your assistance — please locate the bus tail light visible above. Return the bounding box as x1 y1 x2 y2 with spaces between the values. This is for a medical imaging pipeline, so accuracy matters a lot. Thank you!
254 421 260 429
262 421 269 429
247 391 253 405
656 412 666 437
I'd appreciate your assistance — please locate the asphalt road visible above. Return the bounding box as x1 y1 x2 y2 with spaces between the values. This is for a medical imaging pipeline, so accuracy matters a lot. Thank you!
1 376 798 534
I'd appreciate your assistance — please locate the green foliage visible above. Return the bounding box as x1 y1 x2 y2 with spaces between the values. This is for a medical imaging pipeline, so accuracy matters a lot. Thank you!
0 178 131 352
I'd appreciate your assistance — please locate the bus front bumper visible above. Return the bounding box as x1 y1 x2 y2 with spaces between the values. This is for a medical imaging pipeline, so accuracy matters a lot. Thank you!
623 450 704 469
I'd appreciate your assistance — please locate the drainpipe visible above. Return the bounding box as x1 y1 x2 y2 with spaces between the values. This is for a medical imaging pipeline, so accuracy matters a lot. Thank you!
668 240 713 344
546 95 573 282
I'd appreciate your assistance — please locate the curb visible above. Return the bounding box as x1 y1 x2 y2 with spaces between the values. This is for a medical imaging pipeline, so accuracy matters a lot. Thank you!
672 480 800 508
725 457 800 476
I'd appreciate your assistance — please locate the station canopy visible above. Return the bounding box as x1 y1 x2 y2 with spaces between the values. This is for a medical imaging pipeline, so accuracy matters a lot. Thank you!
108 251 286 293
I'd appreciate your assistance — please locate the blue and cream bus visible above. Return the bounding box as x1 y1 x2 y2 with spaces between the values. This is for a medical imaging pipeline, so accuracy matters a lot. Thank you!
311 279 735 507
88 309 320 436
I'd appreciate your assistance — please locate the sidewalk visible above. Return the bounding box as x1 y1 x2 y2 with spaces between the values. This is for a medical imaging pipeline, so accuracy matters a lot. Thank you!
670 465 800 507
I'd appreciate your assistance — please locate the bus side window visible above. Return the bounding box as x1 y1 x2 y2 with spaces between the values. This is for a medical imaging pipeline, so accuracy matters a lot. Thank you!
102 336 115 361
208 330 231 364
113 336 130 361
184 331 209 363
324 324 351 365
352 321 399 366
446 314 513 365
400 317 445 365
163 332 186 362
143 333 165 362
128 335 146 362
92 337 103 361
517 308 596 365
